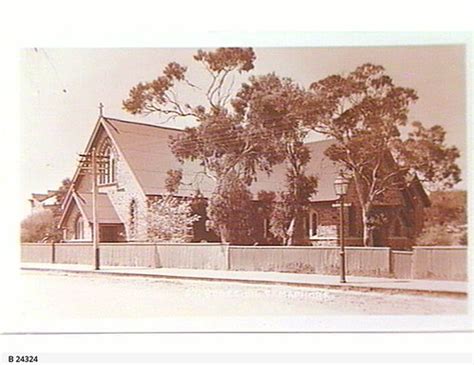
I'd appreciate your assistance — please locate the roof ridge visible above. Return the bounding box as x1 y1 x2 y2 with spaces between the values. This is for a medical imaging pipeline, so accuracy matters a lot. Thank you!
103 117 339 145
102 116 185 132
76 191 109 195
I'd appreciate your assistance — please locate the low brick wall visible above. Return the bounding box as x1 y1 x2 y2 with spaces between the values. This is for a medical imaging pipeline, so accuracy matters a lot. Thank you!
54 243 91 265
228 246 391 277
154 243 228 270
21 242 228 270
20 243 467 281
229 246 339 274
412 246 467 281
100 243 157 267
21 243 53 263
346 247 391 276
391 250 413 279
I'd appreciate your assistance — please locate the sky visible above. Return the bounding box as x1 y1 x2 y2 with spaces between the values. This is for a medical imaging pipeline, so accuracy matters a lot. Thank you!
20 46 466 217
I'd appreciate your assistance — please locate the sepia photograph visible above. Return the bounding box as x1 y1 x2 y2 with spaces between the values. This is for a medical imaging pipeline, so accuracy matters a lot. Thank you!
11 43 470 332
0 0 472 358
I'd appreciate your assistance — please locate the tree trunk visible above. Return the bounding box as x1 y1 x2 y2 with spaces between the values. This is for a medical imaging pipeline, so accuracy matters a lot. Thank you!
286 213 308 246
285 217 295 246
362 209 371 247
219 225 231 245
219 223 251 245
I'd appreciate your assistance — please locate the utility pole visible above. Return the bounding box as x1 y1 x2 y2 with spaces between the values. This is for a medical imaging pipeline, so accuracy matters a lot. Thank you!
78 147 109 270
338 194 346 283
91 147 99 270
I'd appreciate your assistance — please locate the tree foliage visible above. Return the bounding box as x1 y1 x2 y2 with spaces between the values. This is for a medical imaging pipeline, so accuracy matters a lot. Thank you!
124 48 256 118
124 53 462 247
206 174 255 244
21 210 57 243
147 195 200 242
416 190 467 247
310 63 461 246
22 178 72 243
398 121 461 191
425 190 466 226
54 178 72 205
124 48 285 243
165 169 183 194
233 74 319 245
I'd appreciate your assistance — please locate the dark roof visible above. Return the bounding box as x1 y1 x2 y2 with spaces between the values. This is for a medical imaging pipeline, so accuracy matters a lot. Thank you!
408 175 431 207
102 117 215 196
32 190 59 202
31 193 48 201
74 192 122 224
250 139 340 201
102 117 341 201
305 140 341 201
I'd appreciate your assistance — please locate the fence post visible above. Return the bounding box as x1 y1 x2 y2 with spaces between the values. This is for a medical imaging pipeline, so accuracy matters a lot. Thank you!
51 242 56 264
225 244 231 271
388 248 392 276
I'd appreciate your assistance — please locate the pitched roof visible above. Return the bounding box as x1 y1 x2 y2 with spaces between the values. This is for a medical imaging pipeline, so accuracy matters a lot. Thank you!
40 195 59 206
74 192 122 224
31 190 59 203
249 139 340 201
407 175 431 207
102 117 215 196
31 193 48 201
102 117 340 201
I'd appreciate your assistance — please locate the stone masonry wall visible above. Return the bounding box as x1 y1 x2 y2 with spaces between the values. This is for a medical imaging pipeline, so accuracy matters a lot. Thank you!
63 204 92 241
307 180 417 249
97 135 149 241
73 128 149 242
68 125 423 247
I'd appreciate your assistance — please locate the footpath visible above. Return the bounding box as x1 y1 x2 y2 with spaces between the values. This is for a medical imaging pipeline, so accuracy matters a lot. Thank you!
21 262 468 298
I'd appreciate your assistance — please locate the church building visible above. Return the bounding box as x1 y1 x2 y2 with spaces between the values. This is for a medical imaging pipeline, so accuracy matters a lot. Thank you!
58 115 430 249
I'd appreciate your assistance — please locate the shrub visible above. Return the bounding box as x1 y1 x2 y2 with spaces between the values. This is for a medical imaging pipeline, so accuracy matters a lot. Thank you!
416 224 458 246
21 210 57 242
147 195 200 242
425 190 466 226
207 176 254 244
459 231 468 246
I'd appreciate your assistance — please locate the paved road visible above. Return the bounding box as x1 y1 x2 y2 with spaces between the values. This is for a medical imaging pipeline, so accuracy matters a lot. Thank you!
21 263 468 295
8 271 467 320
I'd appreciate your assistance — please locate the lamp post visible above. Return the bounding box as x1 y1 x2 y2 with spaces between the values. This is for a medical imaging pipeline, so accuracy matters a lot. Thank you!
334 170 349 284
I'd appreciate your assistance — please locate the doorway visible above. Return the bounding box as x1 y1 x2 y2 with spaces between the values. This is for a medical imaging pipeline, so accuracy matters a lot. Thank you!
99 224 125 242
372 228 385 247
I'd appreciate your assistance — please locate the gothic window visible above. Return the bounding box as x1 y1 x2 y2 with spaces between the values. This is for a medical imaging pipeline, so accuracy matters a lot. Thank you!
263 218 270 239
393 217 403 237
75 215 84 240
303 214 309 237
309 211 318 237
98 139 116 184
348 206 357 236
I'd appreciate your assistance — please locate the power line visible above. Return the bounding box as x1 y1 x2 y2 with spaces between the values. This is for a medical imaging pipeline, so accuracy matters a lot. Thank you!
35 48 68 94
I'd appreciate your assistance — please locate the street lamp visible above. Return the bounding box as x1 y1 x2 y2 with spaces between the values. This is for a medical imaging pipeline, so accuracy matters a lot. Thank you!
334 170 349 283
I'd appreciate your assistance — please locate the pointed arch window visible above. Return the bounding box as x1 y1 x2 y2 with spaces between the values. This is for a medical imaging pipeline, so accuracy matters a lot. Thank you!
75 215 84 240
309 211 319 237
263 218 270 239
392 216 405 237
98 139 116 184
